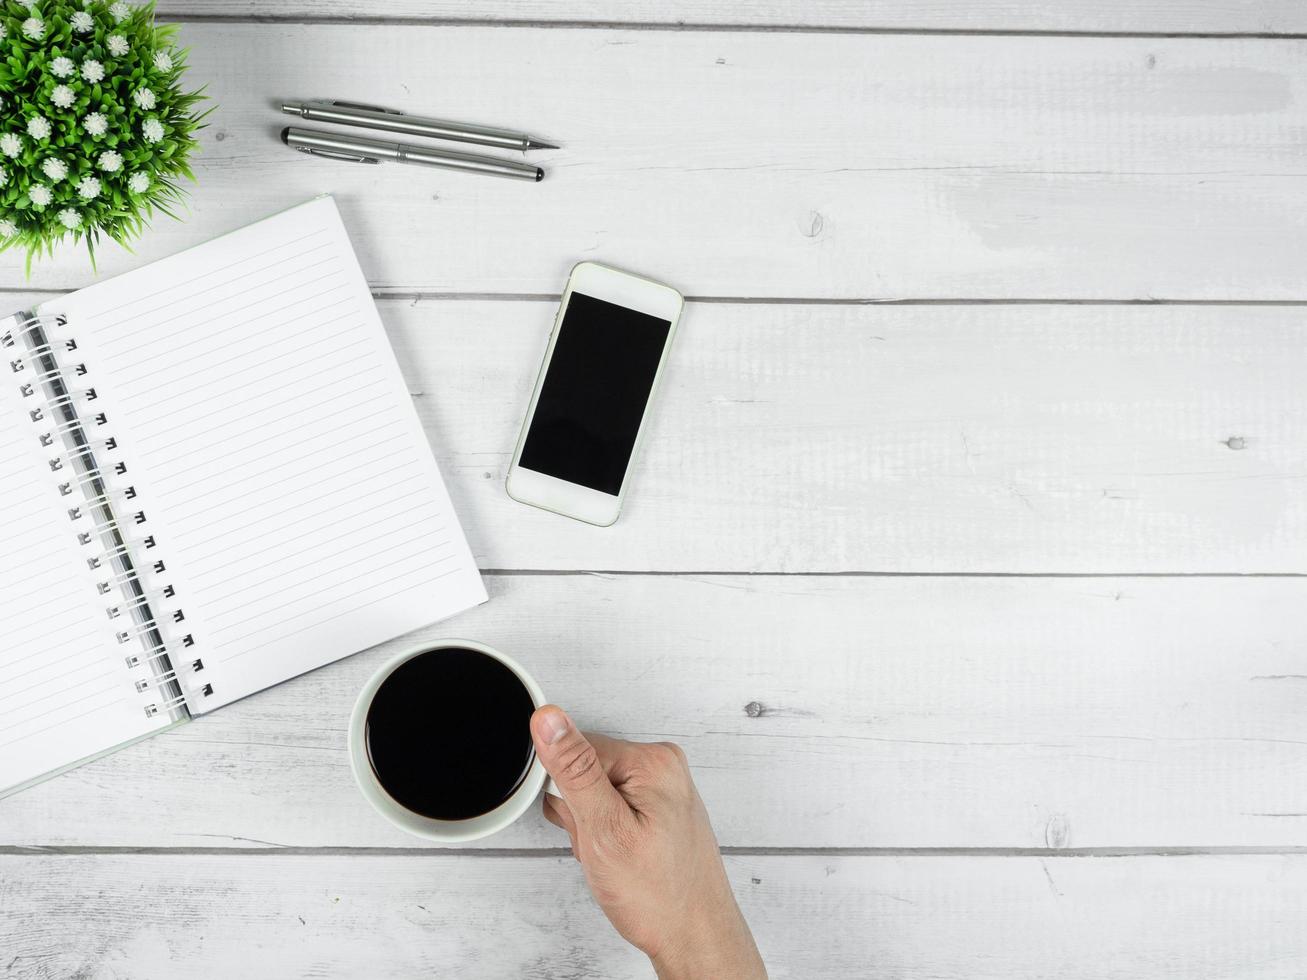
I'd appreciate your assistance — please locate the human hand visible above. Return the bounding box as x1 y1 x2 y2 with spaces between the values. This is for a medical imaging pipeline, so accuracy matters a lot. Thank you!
530 705 767 980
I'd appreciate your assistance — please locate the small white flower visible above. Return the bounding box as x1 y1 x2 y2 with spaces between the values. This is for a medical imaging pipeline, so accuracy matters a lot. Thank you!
0 219 16 238
26 116 51 140
81 60 105 84
98 150 123 172
71 11 94 32
77 176 101 200
132 88 156 110
142 117 164 143
0 134 21 158
42 158 69 182
21 17 44 40
110 1 130 21
17 0 37 8
50 57 76 79
0 166 5 188
0 24 6 42
51 85 76 109
107 34 129 57
58 208 82 230
153 51 173 72
29 185 53 209
83 112 108 137
128 171 150 194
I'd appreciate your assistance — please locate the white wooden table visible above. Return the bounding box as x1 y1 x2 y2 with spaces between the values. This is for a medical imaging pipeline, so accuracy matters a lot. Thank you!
4 3 1307 977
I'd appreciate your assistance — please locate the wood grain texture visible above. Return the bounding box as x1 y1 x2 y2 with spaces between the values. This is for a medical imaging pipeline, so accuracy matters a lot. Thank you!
156 1 1307 34
390 300 1307 574
4 26 1306 299
3 853 1304 980
2 575 1305 849
4 294 1302 574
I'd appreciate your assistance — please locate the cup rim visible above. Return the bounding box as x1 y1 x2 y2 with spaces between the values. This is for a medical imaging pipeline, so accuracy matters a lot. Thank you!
348 638 547 843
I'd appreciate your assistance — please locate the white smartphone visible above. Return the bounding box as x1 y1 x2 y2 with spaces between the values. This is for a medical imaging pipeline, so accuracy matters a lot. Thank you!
507 261 684 526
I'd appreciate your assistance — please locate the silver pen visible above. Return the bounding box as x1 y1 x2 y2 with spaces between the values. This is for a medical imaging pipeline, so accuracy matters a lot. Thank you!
281 127 544 182
280 100 559 152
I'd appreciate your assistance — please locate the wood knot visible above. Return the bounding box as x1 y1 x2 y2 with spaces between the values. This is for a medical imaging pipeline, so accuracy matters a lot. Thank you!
744 701 766 718
1223 436 1247 450
800 211 825 238
1045 813 1071 849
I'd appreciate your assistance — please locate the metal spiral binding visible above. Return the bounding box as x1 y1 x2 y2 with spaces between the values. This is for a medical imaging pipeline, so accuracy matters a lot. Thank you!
4 312 213 719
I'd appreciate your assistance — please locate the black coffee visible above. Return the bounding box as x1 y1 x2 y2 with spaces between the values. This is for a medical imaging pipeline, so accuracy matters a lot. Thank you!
365 647 537 820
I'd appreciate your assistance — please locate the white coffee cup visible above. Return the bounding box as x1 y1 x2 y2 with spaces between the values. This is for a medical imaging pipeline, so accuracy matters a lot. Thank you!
348 638 554 843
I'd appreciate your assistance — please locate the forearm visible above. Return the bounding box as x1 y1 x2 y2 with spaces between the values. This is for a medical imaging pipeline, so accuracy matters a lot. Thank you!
649 899 766 980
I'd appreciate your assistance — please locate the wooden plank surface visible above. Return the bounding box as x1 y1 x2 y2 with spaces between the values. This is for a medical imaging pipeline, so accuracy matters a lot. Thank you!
4 27 1306 299
158 1 1307 35
3 853 1304 980
3 574 1305 849
391 300 1307 574
7 294 1303 574
4 10 1305 979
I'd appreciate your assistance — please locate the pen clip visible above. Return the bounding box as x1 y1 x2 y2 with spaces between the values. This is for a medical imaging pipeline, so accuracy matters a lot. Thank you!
296 146 380 164
329 100 404 116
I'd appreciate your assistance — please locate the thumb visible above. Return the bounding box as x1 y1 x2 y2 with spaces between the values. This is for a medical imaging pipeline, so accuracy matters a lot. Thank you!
531 705 625 829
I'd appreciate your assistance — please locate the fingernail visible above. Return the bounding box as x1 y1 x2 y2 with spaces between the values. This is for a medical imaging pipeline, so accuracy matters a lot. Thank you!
538 707 570 745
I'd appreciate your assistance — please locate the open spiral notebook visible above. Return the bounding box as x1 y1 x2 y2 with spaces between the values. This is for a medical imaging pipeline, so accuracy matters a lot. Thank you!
0 196 487 797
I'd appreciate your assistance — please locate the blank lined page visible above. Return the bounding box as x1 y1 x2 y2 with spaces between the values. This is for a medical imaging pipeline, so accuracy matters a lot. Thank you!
43 198 486 712
0 340 170 795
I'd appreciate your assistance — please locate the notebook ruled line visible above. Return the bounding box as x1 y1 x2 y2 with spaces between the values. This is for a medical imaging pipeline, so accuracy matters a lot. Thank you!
114 313 361 400
130 365 385 445
4 525 89 563
96 248 338 346
220 567 466 663
131 336 376 444
105 279 350 376
179 479 427 566
155 390 402 471
92 228 329 324
209 548 456 644
0 660 125 707
201 517 439 611
0 691 128 747
11 588 93 623
0 631 101 677
175 470 425 544
0 642 107 687
104 264 345 365
4 568 96 609
160 432 414 517
0 668 120 715
100 259 342 351
157 405 403 496
189 482 431 580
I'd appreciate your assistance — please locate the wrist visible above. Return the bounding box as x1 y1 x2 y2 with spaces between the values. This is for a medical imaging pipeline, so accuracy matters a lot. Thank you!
649 904 765 980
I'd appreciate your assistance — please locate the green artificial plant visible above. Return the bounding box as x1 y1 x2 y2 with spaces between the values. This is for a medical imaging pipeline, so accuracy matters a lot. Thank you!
0 0 208 268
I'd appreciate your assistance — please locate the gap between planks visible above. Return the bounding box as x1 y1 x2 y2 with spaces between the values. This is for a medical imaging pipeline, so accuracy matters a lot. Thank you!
472 570 1307 578
156 13 1307 40
5 845 1307 857
9 288 1307 307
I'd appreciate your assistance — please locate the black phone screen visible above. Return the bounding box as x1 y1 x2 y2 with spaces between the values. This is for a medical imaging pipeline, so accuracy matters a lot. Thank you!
518 291 672 496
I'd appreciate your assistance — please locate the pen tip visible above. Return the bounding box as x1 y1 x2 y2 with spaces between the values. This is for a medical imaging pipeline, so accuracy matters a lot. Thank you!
535 167 545 182
527 139 560 150
279 127 290 145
